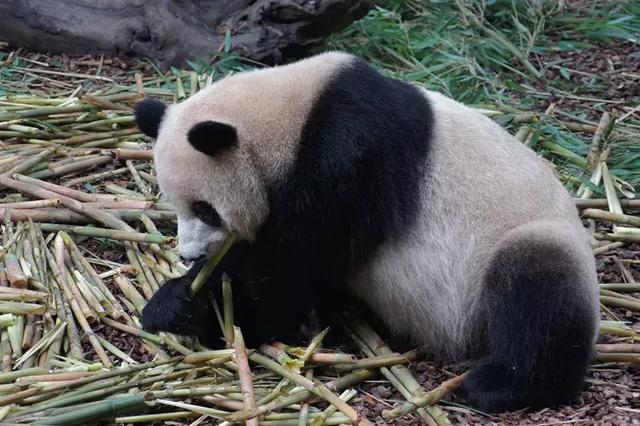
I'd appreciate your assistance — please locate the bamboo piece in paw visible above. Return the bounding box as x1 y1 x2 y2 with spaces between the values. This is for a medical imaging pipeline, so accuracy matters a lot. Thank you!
234 327 258 426
223 275 234 346
190 232 237 295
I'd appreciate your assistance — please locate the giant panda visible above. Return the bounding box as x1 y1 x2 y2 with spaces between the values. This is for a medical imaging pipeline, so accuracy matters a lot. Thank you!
134 51 599 413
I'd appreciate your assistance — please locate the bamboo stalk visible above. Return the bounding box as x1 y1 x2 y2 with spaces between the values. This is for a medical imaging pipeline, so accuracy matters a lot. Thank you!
3 146 58 177
29 155 114 180
234 327 258 426
115 411 197 423
600 295 640 311
31 393 148 425
228 369 376 422
574 198 640 209
583 209 640 227
585 112 614 171
112 274 146 315
190 232 237 295
60 232 127 321
4 253 28 287
39 223 173 244
594 353 640 363
599 283 640 292
62 164 147 187
126 160 153 200
248 352 369 425
223 276 234 346
114 148 153 161
0 175 134 231
596 343 640 353
349 319 445 425
12 173 97 201
382 372 469 420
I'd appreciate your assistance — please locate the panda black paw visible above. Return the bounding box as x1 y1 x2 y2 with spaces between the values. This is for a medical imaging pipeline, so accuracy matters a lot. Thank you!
461 361 530 413
141 275 204 335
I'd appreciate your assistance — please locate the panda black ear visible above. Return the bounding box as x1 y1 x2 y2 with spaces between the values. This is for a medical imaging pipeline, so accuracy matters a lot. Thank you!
134 98 167 139
187 121 237 157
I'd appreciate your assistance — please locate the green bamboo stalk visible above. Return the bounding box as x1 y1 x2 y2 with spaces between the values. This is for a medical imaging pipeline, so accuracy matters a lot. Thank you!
600 283 640 292
349 318 446 425
0 175 134 231
600 295 640 312
38 223 172 244
223 275 234 346
382 372 469 420
114 411 197 423
229 369 376 422
190 232 237 295
126 160 153 200
60 232 127 320
248 352 368 425
62 164 146 187
32 393 148 425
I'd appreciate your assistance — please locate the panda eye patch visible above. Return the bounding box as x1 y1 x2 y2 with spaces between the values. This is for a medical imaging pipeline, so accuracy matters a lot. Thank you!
191 201 222 227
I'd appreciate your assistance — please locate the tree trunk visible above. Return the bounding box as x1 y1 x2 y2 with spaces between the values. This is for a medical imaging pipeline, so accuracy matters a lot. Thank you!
0 0 371 69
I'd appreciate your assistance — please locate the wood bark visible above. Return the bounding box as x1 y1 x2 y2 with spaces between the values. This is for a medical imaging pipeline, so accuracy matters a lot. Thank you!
0 0 371 69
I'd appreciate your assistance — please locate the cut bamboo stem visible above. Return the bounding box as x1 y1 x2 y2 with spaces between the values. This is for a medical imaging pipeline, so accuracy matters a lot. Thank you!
233 327 258 426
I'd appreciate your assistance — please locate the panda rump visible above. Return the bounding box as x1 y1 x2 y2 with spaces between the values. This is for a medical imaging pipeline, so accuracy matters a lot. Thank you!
134 51 599 413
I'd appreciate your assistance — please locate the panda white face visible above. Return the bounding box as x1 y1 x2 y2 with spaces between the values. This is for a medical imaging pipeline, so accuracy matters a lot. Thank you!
175 201 228 261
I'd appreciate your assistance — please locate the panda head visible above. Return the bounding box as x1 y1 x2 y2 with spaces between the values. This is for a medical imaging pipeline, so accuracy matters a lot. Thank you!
133 52 351 260
134 95 269 261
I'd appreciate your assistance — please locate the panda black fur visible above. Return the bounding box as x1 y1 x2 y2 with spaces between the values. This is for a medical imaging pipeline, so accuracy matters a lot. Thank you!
134 52 599 413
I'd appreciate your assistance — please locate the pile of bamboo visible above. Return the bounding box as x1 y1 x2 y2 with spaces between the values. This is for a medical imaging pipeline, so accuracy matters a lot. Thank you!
1 86 640 425
0 94 474 425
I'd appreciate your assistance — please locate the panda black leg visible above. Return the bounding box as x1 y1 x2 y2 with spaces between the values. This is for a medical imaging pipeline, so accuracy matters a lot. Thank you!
462 238 596 413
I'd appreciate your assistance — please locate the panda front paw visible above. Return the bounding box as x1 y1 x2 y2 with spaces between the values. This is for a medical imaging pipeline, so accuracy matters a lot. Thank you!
141 276 198 335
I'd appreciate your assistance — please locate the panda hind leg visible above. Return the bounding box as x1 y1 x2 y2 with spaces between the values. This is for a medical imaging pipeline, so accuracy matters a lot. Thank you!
462 229 597 413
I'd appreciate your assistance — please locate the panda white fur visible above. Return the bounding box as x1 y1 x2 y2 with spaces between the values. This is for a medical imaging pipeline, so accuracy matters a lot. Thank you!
134 51 599 413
